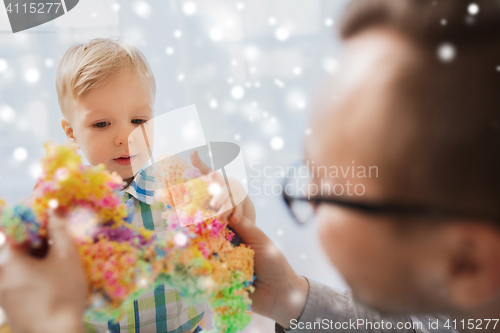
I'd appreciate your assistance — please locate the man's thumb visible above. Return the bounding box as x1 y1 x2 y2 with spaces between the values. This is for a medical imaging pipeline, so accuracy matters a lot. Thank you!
229 216 272 247
47 210 73 256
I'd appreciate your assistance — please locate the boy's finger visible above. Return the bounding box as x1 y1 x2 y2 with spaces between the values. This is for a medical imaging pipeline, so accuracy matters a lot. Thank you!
190 151 212 175
210 191 229 209
208 171 226 186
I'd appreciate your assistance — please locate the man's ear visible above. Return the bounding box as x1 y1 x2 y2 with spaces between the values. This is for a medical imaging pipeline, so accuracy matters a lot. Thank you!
446 222 500 310
61 118 78 147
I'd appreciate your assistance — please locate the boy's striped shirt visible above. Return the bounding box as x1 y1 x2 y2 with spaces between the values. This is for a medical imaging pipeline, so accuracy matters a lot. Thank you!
83 169 206 333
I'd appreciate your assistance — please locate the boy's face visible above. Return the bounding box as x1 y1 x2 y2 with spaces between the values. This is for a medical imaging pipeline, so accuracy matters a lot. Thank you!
62 70 154 183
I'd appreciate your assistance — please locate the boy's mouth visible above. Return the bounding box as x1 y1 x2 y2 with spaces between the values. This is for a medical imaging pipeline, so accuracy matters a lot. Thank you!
114 155 136 166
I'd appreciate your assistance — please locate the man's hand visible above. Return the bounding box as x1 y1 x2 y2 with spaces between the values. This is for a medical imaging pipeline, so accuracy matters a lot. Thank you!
0 210 87 333
191 151 307 328
228 216 309 328
190 151 256 224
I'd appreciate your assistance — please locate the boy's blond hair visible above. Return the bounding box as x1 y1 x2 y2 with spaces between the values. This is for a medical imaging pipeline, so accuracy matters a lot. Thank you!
56 38 156 118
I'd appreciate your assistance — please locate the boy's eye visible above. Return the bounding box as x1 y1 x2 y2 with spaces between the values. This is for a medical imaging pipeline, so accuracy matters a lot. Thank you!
93 121 110 128
132 119 147 125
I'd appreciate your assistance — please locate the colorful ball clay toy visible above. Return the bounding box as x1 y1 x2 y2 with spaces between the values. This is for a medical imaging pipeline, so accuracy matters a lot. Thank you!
0 143 255 333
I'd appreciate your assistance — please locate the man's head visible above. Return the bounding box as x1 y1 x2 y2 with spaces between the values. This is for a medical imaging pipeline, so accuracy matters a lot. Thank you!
56 38 155 182
306 0 500 316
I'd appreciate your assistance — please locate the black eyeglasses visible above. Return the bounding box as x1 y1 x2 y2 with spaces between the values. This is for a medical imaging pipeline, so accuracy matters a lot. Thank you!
281 162 499 225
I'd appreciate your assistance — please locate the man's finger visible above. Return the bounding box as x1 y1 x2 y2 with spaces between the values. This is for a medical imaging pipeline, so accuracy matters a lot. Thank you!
46 210 74 260
190 151 212 175
0 247 36 289
228 216 272 247
216 204 233 221
229 204 243 223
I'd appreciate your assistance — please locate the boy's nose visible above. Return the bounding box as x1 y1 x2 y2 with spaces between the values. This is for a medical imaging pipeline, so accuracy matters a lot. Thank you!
114 129 134 146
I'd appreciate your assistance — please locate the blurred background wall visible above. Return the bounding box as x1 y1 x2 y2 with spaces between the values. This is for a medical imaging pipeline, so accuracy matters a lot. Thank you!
0 0 349 331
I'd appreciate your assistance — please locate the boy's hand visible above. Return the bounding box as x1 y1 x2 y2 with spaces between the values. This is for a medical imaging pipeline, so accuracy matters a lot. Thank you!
0 210 87 333
190 151 256 225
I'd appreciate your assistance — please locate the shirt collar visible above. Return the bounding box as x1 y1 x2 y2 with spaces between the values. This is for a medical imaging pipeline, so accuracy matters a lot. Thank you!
123 168 156 205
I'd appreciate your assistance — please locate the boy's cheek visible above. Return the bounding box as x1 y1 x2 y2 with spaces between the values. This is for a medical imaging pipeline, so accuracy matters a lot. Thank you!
79 139 110 167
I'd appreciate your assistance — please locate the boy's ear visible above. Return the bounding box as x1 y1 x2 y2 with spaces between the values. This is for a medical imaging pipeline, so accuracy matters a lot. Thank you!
61 118 79 147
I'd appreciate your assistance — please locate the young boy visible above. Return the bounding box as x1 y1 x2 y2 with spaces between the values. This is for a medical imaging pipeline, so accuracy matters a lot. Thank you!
55 38 254 333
